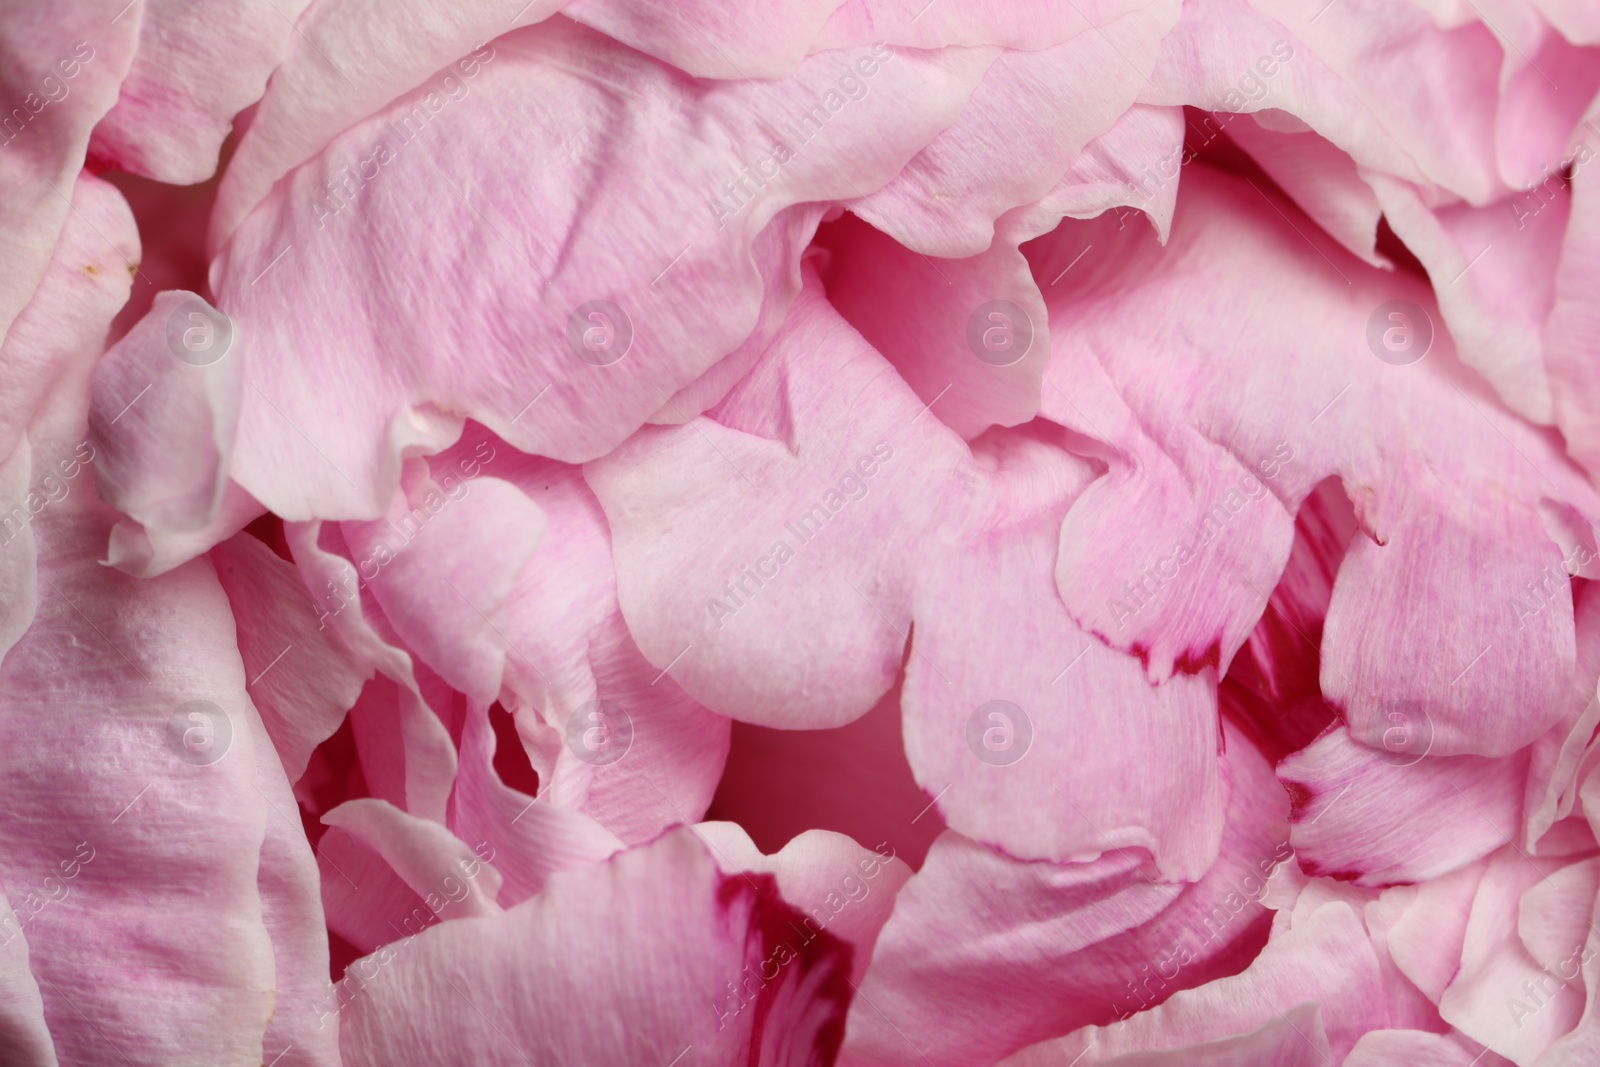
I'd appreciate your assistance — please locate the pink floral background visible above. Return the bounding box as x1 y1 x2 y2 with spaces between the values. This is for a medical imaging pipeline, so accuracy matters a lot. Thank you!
1 0 1599 1064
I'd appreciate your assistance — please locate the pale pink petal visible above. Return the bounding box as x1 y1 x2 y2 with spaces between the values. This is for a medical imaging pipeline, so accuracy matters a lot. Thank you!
338 827 853 1066
1344 1028 1510 1067
358 431 731 845
696 821 912 985
0 465 277 1063
102 477 263 578
1440 846 1582 1062
87 289 241 535
1519 857 1600 979
1524 578 1600 853
286 521 457 822
0 167 286 1062
322 798 503 919
565 0 848 77
0 173 135 658
0 12 135 354
247 679 341 1067
1529 761 1600 1063
1381 858 1491 1004
816 0 1170 52
1368 174 1566 422
88 0 311 183
341 463 543 707
1546 101 1600 482
900 466 1224 877
1057 1004 1331 1067
211 529 369 781
999 104 1187 243
315 820 438 956
209 23 989 519
1141 0 1452 191
1226 115 1388 266
210 8 549 250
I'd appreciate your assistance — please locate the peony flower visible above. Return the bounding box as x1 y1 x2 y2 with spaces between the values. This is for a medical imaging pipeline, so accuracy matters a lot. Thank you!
1 0 1598 1064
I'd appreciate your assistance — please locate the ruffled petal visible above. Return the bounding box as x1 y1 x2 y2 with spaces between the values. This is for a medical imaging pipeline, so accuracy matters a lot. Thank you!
206 21 989 519
1036 164 1599 758
211 529 370 780
338 827 853 1066
1002 900 1390 1065
0 14 135 353
839 724 1288 1067
697 822 911 985
88 0 310 183
1279 726 1529 886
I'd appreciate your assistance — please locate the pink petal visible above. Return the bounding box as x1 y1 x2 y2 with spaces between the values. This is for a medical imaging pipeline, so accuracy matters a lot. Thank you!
1381 858 1490 1004
1225 116 1387 266
592 268 1222 871
0 173 136 657
88 289 241 537
1368 174 1566 423
846 6 1181 258
209 22 989 519
1546 101 1600 482
338 827 853 1065
1037 165 1599 757
1039 1004 1332 1066
0 16 135 355
821 212 1049 438
447 699 623 907
286 522 458 822
697 821 912 985
211 529 370 780
88 0 311 183
1440 846 1583 1062
1004 899 1389 1065
838 724 1288 1067
816 0 1172 52
247 674 342 1067
1344 1029 1511 1067
0 891 56 1066
210 6 551 250
1279 726 1529 886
